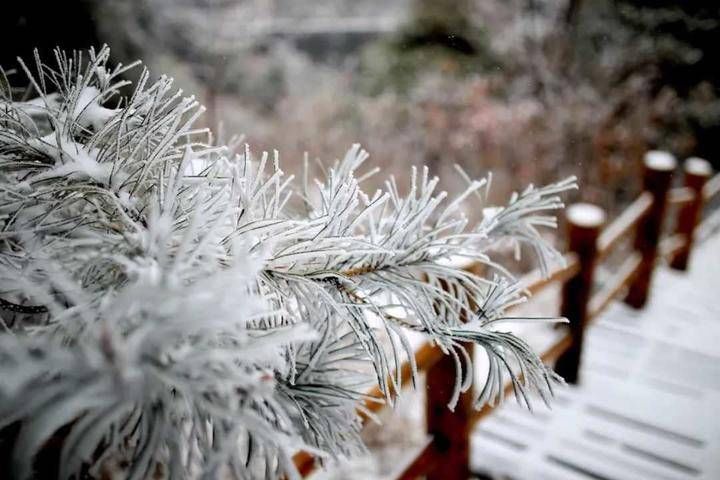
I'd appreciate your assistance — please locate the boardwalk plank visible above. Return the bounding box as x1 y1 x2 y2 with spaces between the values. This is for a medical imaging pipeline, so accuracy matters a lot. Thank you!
472 234 720 480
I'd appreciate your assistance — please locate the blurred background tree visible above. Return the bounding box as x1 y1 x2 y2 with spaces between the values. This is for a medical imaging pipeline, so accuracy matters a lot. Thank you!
612 0 720 161
3 0 718 214
359 0 497 94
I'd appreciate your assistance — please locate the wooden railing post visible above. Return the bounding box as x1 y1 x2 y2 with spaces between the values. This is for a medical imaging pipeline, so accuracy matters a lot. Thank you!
555 203 605 385
625 151 676 309
424 266 481 480
670 157 712 271
425 346 473 479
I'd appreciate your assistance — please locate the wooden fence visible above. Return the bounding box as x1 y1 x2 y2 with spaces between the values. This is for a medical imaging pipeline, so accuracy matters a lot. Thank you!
294 151 720 479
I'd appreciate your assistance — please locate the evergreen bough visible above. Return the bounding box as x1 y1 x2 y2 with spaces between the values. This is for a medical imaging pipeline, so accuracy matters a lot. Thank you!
0 47 575 479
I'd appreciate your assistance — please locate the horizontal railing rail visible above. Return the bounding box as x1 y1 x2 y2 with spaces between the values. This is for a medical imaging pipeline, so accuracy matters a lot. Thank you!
596 192 652 261
703 172 720 202
668 186 695 206
588 252 642 319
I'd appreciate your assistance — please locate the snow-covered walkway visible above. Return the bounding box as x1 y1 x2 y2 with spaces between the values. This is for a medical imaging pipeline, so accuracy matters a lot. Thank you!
471 233 720 480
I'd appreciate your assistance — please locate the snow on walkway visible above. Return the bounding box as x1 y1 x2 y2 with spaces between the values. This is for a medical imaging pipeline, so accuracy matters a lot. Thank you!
471 233 720 480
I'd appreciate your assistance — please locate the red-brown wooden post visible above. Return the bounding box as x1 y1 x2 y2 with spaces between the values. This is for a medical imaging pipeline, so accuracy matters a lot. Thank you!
625 151 676 309
670 157 712 271
425 346 473 479
555 203 605 385
424 265 481 480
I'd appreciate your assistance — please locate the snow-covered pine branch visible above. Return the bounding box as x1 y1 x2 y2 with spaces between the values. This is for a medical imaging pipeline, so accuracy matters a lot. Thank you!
0 47 576 479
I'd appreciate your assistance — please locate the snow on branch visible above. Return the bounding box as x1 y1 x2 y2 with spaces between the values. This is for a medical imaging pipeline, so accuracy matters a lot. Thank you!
0 46 575 479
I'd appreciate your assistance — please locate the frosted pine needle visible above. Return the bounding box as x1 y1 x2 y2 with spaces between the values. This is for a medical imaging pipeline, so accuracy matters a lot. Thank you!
0 47 576 479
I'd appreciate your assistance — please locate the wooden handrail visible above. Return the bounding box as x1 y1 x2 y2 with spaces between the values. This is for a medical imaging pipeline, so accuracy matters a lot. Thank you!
588 252 642 320
697 207 720 241
703 172 720 202
668 186 695 206
596 192 652 261
518 253 580 296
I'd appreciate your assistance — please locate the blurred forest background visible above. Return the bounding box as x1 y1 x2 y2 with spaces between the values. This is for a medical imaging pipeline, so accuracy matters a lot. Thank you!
3 0 719 216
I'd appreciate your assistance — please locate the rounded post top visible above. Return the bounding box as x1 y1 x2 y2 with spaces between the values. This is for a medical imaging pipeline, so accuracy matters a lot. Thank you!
644 150 677 172
684 157 712 177
567 203 606 228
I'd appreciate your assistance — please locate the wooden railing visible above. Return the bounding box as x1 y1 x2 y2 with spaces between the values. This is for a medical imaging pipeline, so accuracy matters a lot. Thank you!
296 151 720 479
